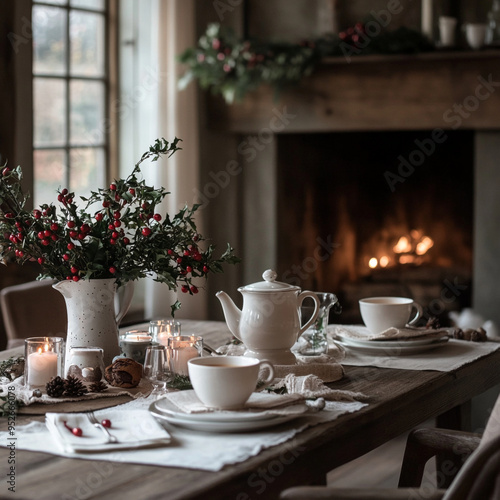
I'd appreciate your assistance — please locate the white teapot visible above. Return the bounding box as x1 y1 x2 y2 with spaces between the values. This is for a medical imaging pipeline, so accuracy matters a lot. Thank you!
216 270 320 365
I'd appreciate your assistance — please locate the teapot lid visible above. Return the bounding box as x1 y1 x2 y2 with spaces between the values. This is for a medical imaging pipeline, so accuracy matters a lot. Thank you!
238 269 300 293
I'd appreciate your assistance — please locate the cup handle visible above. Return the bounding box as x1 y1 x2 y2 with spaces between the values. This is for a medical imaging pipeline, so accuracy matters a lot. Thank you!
408 303 423 326
298 291 321 338
258 360 275 384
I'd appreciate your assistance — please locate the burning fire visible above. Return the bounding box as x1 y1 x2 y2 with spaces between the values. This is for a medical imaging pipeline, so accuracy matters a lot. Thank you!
368 231 434 269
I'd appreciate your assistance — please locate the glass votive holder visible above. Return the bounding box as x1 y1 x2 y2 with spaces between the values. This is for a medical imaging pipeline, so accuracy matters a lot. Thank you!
150 319 181 347
119 330 154 364
66 346 105 383
167 335 203 377
24 337 64 390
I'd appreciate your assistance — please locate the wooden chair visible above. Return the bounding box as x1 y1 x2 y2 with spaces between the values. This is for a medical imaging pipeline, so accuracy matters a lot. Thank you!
280 394 500 500
0 279 67 349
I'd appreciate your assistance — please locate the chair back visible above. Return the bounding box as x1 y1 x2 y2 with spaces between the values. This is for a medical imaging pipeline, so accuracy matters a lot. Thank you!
0 279 67 349
480 391 500 446
443 434 500 500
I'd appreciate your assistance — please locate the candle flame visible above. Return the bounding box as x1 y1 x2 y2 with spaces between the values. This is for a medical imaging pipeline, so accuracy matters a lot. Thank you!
379 256 389 267
44 344 49 352
368 257 378 269
37 347 43 355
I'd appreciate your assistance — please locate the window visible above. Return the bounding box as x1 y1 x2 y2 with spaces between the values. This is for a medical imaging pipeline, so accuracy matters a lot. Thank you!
32 0 110 206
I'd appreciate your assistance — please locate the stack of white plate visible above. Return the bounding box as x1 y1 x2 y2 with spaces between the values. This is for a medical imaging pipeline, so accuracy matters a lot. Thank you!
149 397 308 433
334 333 449 355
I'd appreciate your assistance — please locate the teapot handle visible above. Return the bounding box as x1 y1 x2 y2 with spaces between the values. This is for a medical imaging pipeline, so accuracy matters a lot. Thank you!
297 291 321 339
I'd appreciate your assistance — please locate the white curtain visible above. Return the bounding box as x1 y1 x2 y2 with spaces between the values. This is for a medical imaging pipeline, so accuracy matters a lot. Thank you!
120 0 207 320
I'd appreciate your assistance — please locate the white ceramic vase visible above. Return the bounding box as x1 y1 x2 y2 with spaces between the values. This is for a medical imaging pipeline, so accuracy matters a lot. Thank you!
53 278 134 371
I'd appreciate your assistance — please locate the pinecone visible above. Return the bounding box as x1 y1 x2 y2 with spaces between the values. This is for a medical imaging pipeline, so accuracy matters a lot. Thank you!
63 375 88 397
88 380 108 393
46 376 66 397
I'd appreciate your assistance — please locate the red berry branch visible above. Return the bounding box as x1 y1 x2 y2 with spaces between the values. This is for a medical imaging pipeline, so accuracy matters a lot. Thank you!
0 138 240 315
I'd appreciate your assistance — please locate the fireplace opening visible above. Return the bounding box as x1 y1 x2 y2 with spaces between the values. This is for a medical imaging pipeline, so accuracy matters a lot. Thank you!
277 130 474 325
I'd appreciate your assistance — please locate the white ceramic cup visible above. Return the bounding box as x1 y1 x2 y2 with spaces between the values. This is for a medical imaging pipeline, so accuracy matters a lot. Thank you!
439 16 457 47
187 356 275 409
464 23 488 50
359 297 423 334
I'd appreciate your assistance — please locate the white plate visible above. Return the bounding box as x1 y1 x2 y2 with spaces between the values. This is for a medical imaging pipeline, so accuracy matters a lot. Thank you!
149 403 303 433
335 333 449 349
336 336 449 355
154 395 300 422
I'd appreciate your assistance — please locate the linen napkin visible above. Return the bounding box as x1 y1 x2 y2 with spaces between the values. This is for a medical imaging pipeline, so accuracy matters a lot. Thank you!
267 374 367 402
331 324 449 342
165 390 312 416
46 409 171 453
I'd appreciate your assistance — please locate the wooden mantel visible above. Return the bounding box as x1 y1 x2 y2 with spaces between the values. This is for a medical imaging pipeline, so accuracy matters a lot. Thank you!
207 50 500 133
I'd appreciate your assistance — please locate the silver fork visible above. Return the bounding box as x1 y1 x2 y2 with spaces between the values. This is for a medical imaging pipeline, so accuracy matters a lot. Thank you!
87 411 118 443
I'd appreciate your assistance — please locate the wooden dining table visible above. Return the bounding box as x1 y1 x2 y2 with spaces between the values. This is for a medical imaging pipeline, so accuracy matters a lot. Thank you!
1 319 500 500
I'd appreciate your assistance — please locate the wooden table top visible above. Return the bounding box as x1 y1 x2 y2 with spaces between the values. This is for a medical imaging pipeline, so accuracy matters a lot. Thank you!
2 320 500 500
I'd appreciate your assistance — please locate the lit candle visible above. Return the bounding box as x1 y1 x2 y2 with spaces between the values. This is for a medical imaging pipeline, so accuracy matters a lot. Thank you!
169 346 198 376
126 335 152 342
119 333 153 364
27 345 58 387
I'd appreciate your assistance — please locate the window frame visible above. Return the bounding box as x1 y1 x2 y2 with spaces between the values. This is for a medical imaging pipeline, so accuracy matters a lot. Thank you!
31 0 118 203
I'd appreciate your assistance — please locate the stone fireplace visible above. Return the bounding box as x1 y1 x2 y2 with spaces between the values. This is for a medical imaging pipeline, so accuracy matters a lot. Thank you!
202 50 500 326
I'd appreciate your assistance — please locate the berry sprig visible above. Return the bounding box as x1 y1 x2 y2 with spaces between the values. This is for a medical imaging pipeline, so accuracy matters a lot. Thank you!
0 138 240 316
63 420 83 437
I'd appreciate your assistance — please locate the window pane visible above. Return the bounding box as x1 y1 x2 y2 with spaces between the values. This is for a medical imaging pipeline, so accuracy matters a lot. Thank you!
70 80 105 145
70 148 105 201
70 0 105 10
34 78 67 147
70 11 105 77
33 6 67 75
38 0 68 5
34 149 66 207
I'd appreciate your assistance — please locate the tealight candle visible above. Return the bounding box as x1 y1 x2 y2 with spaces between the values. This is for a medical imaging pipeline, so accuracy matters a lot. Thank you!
119 330 154 364
66 346 105 383
25 337 64 390
150 320 181 347
167 335 203 376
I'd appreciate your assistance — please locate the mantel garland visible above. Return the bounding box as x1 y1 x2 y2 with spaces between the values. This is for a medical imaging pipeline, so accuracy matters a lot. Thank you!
179 23 434 103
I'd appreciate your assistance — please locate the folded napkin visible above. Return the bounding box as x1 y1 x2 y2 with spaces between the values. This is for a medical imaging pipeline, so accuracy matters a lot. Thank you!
46 409 171 453
267 374 367 402
166 390 313 416
331 325 449 342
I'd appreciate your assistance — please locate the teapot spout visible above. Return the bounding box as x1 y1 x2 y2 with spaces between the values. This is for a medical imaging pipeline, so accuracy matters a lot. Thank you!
216 291 242 341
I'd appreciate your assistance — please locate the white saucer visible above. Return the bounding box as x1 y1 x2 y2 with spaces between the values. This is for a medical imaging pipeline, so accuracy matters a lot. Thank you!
335 333 449 349
149 401 303 433
154 396 294 422
336 336 449 355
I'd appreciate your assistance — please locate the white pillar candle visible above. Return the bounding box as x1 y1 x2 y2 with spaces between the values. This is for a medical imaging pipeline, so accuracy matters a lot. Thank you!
170 346 199 376
27 347 58 386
